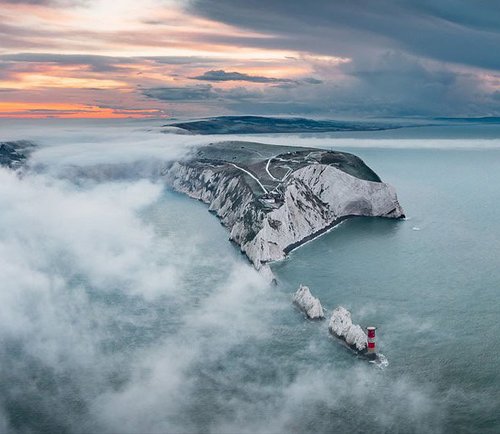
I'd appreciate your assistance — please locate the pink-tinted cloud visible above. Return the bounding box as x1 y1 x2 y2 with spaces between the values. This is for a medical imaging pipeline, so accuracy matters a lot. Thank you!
1 0 498 118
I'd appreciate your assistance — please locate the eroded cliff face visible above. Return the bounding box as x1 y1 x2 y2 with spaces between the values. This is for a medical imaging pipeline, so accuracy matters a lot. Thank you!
329 306 368 352
164 161 267 250
164 145 404 269
244 165 404 266
293 285 324 319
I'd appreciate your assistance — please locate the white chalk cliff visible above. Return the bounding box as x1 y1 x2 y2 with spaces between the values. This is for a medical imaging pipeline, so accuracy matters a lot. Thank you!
328 306 367 351
164 143 404 270
293 285 325 319
244 164 403 266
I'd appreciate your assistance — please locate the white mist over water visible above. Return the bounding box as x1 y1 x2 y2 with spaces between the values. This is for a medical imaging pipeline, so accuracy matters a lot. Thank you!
0 165 276 433
0 120 499 433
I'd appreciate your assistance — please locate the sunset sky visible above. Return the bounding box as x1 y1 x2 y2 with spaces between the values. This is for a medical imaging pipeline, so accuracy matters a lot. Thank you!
1 0 499 119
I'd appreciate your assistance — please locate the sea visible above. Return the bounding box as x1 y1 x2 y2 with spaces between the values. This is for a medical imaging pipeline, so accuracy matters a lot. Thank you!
0 120 499 433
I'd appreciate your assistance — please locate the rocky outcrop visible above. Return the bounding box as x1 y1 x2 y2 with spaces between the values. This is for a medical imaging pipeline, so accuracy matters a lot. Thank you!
243 165 403 266
293 285 324 319
164 161 267 250
0 141 33 169
328 306 367 351
164 142 404 269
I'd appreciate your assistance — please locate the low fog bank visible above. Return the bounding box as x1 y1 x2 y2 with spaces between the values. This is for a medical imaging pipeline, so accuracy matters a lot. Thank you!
0 121 478 433
0 166 278 433
0 163 447 433
2 119 499 174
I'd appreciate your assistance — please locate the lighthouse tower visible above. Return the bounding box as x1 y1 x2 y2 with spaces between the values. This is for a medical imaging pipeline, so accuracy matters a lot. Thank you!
367 327 376 354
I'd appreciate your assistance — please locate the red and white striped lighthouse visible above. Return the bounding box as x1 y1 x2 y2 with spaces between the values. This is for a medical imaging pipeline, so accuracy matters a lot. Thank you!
367 326 376 353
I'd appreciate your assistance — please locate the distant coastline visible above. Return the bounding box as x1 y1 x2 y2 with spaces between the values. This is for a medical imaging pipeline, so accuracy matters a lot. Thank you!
165 115 407 135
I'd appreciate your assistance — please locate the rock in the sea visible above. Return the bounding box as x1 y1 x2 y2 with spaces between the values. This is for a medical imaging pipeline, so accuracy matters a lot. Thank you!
164 141 405 270
0 141 33 169
328 306 367 351
258 264 277 285
293 285 324 319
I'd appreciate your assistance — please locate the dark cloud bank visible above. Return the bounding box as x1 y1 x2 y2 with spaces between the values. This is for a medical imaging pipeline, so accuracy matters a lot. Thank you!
143 53 498 117
191 69 294 83
2 0 500 117
177 0 500 117
189 0 500 70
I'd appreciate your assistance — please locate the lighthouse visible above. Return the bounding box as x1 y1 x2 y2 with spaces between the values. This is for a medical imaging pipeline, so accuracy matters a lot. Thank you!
367 326 376 354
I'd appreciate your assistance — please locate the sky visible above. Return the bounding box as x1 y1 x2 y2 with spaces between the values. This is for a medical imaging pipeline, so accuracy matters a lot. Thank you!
0 0 499 119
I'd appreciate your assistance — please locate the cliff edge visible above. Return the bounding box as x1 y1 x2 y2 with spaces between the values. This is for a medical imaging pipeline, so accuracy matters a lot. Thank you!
164 141 404 269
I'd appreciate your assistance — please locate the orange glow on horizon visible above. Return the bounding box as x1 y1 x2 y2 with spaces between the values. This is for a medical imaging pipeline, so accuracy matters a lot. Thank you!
0 62 129 91
0 102 162 119
0 0 341 119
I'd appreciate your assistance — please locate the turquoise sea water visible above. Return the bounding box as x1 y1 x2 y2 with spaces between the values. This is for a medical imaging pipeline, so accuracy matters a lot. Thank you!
1 122 499 433
273 147 500 432
141 146 500 433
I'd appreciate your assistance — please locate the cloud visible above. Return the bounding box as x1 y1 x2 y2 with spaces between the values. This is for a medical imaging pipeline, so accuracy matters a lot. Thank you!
191 69 294 83
144 55 225 65
142 83 268 104
0 53 229 69
0 124 275 432
141 50 500 117
1 0 499 118
0 0 87 6
0 144 276 432
0 155 443 432
331 51 499 116
0 53 136 73
301 77 323 85
4 120 200 168
189 0 500 71
142 84 217 101
0 53 227 76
